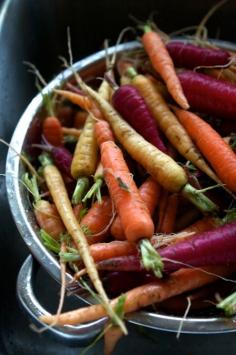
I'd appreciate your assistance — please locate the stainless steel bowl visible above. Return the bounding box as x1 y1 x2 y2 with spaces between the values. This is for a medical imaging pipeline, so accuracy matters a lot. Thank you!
6 40 236 339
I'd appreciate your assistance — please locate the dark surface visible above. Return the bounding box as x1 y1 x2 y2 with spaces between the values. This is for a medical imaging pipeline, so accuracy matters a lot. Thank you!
1 0 236 354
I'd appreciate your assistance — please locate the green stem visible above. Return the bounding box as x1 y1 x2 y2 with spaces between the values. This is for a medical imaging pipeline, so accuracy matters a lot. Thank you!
139 239 164 278
40 229 61 254
38 152 53 167
126 67 138 79
22 173 41 203
181 183 219 214
143 24 152 33
217 291 236 316
71 177 90 205
82 178 103 204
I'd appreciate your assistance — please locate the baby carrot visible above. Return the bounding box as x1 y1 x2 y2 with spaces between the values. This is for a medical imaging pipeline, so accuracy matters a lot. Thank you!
101 140 154 242
141 25 189 109
111 176 161 240
80 196 113 244
173 107 236 192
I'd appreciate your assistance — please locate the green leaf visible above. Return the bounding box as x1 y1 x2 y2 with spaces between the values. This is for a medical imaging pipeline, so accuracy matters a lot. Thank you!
22 173 41 203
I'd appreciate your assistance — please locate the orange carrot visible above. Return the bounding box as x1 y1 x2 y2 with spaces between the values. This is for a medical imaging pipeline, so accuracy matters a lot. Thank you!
141 26 189 109
42 116 63 146
34 200 65 239
159 193 179 234
40 264 236 326
173 107 236 191
95 120 115 146
55 89 103 119
80 196 113 244
101 140 154 242
89 240 137 262
111 176 161 240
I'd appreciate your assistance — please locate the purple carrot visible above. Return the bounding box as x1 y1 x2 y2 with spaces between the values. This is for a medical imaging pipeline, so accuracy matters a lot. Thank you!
112 85 167 152
178 71 236 119
33 144 73 178
97 221 236 275
167 41 230 69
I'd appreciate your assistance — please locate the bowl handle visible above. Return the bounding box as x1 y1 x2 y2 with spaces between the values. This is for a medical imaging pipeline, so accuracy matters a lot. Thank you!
17 255 105 346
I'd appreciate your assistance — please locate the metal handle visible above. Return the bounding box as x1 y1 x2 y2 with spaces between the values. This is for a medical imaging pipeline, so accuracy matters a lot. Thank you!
17 255 106 346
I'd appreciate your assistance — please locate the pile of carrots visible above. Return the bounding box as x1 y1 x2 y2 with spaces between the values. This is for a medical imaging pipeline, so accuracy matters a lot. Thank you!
22 17 236 353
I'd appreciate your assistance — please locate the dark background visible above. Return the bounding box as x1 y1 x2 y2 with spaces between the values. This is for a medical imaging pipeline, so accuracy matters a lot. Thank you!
1 0 236 354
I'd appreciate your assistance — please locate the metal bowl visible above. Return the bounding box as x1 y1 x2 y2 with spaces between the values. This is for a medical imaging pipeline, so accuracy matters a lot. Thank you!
6 40 236 338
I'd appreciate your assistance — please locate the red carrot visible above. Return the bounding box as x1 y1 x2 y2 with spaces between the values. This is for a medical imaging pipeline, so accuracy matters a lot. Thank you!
178 71 236 119
167 41 231 69
112 85 167 152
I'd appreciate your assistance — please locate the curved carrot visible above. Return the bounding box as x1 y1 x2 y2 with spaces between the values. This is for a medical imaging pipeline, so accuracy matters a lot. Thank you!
101 140 154 242
40 265 235 326
174 107 236 191
141 26 189 109
80 196 113 244
42 116 63 146
111 176 161 240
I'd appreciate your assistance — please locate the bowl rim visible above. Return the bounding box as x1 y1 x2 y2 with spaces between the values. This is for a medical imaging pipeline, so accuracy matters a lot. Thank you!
6 39 236 334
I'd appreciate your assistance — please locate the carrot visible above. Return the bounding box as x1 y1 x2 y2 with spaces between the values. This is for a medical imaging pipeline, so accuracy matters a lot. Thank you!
55 89 103 119
159 193 179 234
126 68 220 184
88 215 222 263
95 120 115 146
173 107 236 191
23 173 65 239
101 140 154 242
81 82 218 214
111 176 161 240
89 240 137 262
39 154 127 334
71 114 98 179
80 196 113 244
40 264 235 325
98 220 236 274
141 26 189 109
42 116 63 146
62 127 81 137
